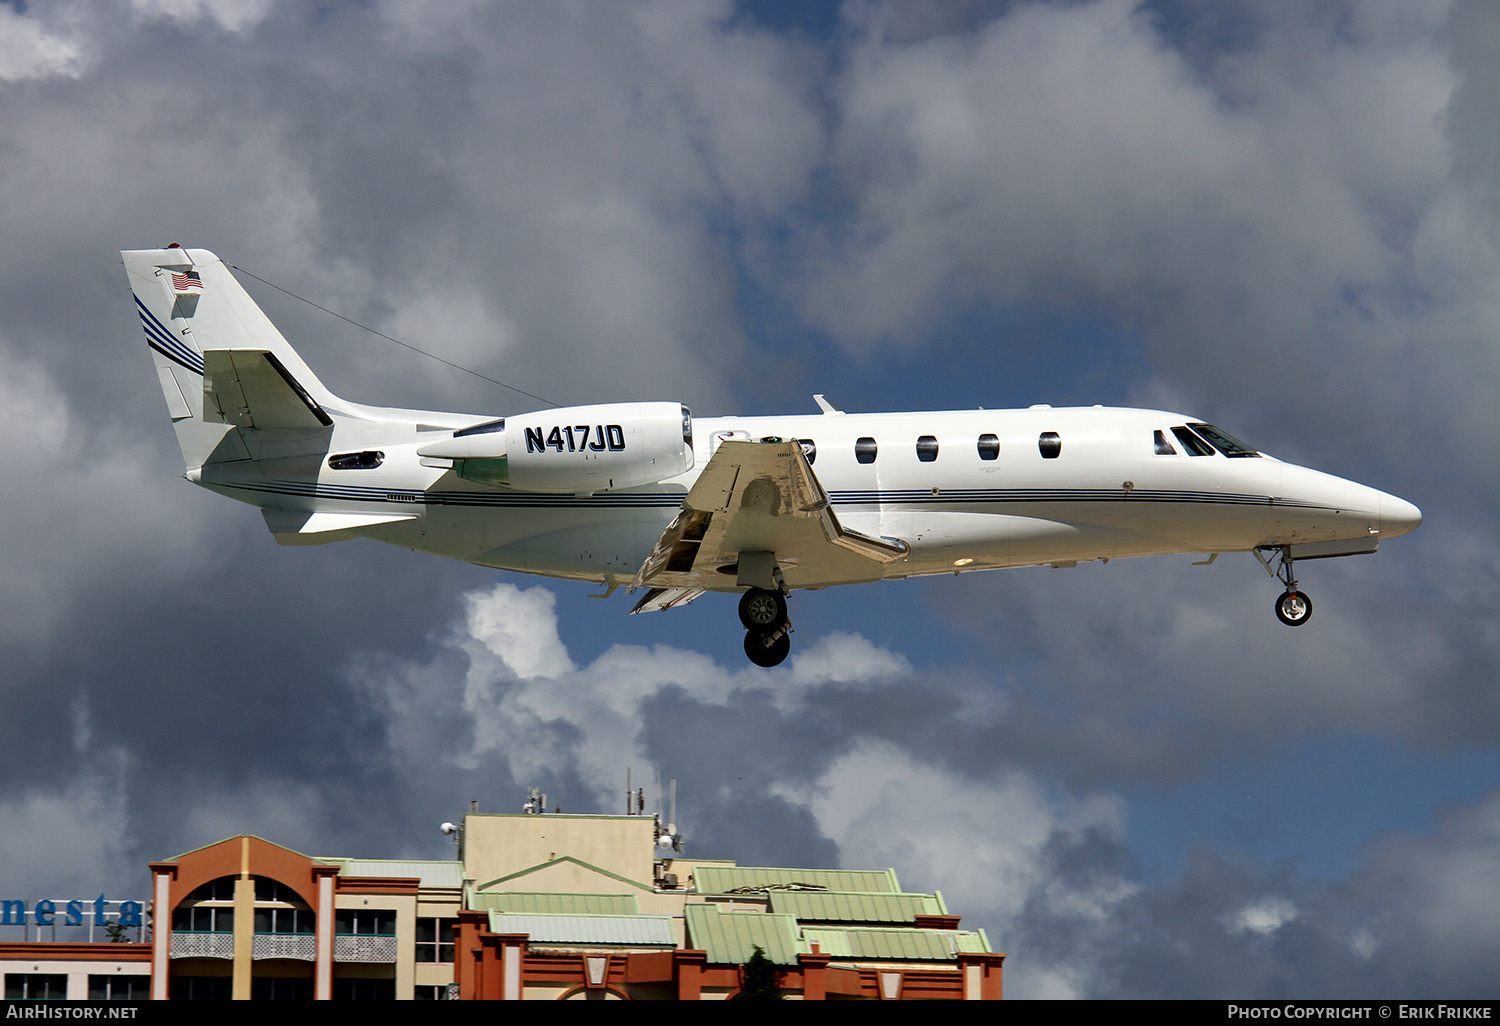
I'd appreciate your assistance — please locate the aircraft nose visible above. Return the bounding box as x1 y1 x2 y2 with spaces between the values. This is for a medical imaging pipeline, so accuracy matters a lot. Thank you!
1380 493 1423 539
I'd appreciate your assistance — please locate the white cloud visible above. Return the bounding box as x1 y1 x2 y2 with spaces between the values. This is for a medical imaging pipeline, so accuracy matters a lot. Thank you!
0 6 84 82
1226 896 1299 935
129 0 274 34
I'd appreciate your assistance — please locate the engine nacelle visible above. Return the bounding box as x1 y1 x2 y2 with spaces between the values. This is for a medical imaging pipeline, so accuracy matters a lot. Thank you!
419 402 693 493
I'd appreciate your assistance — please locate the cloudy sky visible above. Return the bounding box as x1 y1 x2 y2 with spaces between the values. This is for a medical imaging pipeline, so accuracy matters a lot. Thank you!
1 0 1497 998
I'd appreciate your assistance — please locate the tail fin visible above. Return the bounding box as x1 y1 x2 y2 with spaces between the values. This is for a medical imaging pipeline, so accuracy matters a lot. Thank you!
122 247 342 470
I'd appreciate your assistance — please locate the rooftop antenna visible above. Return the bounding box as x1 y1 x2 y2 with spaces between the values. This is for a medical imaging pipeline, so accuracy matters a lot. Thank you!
656 778 684 854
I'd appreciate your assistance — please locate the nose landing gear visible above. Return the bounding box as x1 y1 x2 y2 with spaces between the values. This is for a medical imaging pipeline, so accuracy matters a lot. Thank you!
739 587 792 667
1258 546 1312 627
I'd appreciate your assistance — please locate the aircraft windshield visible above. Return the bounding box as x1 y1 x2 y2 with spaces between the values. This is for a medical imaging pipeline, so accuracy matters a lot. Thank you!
1187 423 1260 457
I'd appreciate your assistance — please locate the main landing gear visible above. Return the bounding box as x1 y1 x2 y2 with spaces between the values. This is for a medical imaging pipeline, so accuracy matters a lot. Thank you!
1257 545 1312 627
739 587 792 667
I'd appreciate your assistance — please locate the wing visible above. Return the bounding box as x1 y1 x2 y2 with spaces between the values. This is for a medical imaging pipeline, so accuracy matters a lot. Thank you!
629 438 907 608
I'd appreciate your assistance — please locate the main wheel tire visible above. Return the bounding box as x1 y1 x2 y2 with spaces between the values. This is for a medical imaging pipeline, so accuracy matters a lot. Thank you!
744 629 791 668
1275 590 1312 627
738 588 787 630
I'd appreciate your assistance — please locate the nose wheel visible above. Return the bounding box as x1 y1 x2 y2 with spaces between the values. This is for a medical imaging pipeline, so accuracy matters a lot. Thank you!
739 587 792 666
1275 589 1312 626
1257 546 1313 628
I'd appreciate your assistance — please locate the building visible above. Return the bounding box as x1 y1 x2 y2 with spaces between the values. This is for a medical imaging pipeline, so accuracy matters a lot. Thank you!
0 806 1003 1000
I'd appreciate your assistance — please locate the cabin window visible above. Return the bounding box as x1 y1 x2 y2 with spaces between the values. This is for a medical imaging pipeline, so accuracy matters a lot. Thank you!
855 437 878 464
328 451 384 470
1171 426 1215 456
1189 422 1261 457
977 434 999 461
799 439 816 465
916 435 939 462
1154 430 1177 455
1038 432 1061 459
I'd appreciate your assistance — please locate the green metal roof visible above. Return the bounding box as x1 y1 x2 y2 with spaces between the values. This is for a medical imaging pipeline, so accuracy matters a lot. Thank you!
327 859 464 887
684 904 804 966
767 891 945 923
801 927 991 962
693 865 901 896
469 891 640 916
489 913 675 947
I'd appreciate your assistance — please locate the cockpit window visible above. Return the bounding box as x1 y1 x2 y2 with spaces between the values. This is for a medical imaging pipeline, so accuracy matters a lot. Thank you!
1171 426 1215 456
1153 430 1177 455
1188 423 1261 458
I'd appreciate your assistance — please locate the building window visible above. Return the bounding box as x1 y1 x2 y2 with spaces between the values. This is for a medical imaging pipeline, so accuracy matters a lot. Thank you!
916 435 939 462
254 879 306 904
185 876 237 902
414 985 452 1000
334 978 396 1000
1038 432 1061 459
255 907 315 934
169 976 232 1000
252 977 313 1000
5 975 66 1000
89 976 150 1001
977 434 999 461
336 910 396 936
416 918 456 963
855 437 877 464
174 906 234 933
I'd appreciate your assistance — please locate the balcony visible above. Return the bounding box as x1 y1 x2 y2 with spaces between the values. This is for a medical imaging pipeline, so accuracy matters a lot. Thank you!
334 934 397 963
252 933 316 961
171 931 234 959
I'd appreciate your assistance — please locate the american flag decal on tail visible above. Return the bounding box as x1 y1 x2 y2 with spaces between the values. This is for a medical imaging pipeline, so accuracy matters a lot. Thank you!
170 270 204 294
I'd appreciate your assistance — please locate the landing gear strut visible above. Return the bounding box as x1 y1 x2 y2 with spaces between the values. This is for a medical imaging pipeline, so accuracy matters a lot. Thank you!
740 587 792 667
1258 546 1312 627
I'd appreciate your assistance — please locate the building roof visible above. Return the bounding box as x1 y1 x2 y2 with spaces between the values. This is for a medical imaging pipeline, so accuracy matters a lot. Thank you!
766 890 946 923
469 892 640 916
475 855 654 893
488 914 675 947
801 926 991 962
693 865 901 896
683 904 804 966
322 859 464 888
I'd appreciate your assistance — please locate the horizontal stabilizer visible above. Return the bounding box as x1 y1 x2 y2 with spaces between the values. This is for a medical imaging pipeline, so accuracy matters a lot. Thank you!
263 509 417 545
203 349 332 430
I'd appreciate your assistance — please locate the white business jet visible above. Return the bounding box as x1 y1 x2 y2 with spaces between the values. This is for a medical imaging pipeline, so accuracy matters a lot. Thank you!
124 247 1421 667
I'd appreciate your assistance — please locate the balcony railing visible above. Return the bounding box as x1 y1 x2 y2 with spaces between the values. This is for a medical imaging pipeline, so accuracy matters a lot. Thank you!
171 931 234 959
252 933 316 961
334 934 397 963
